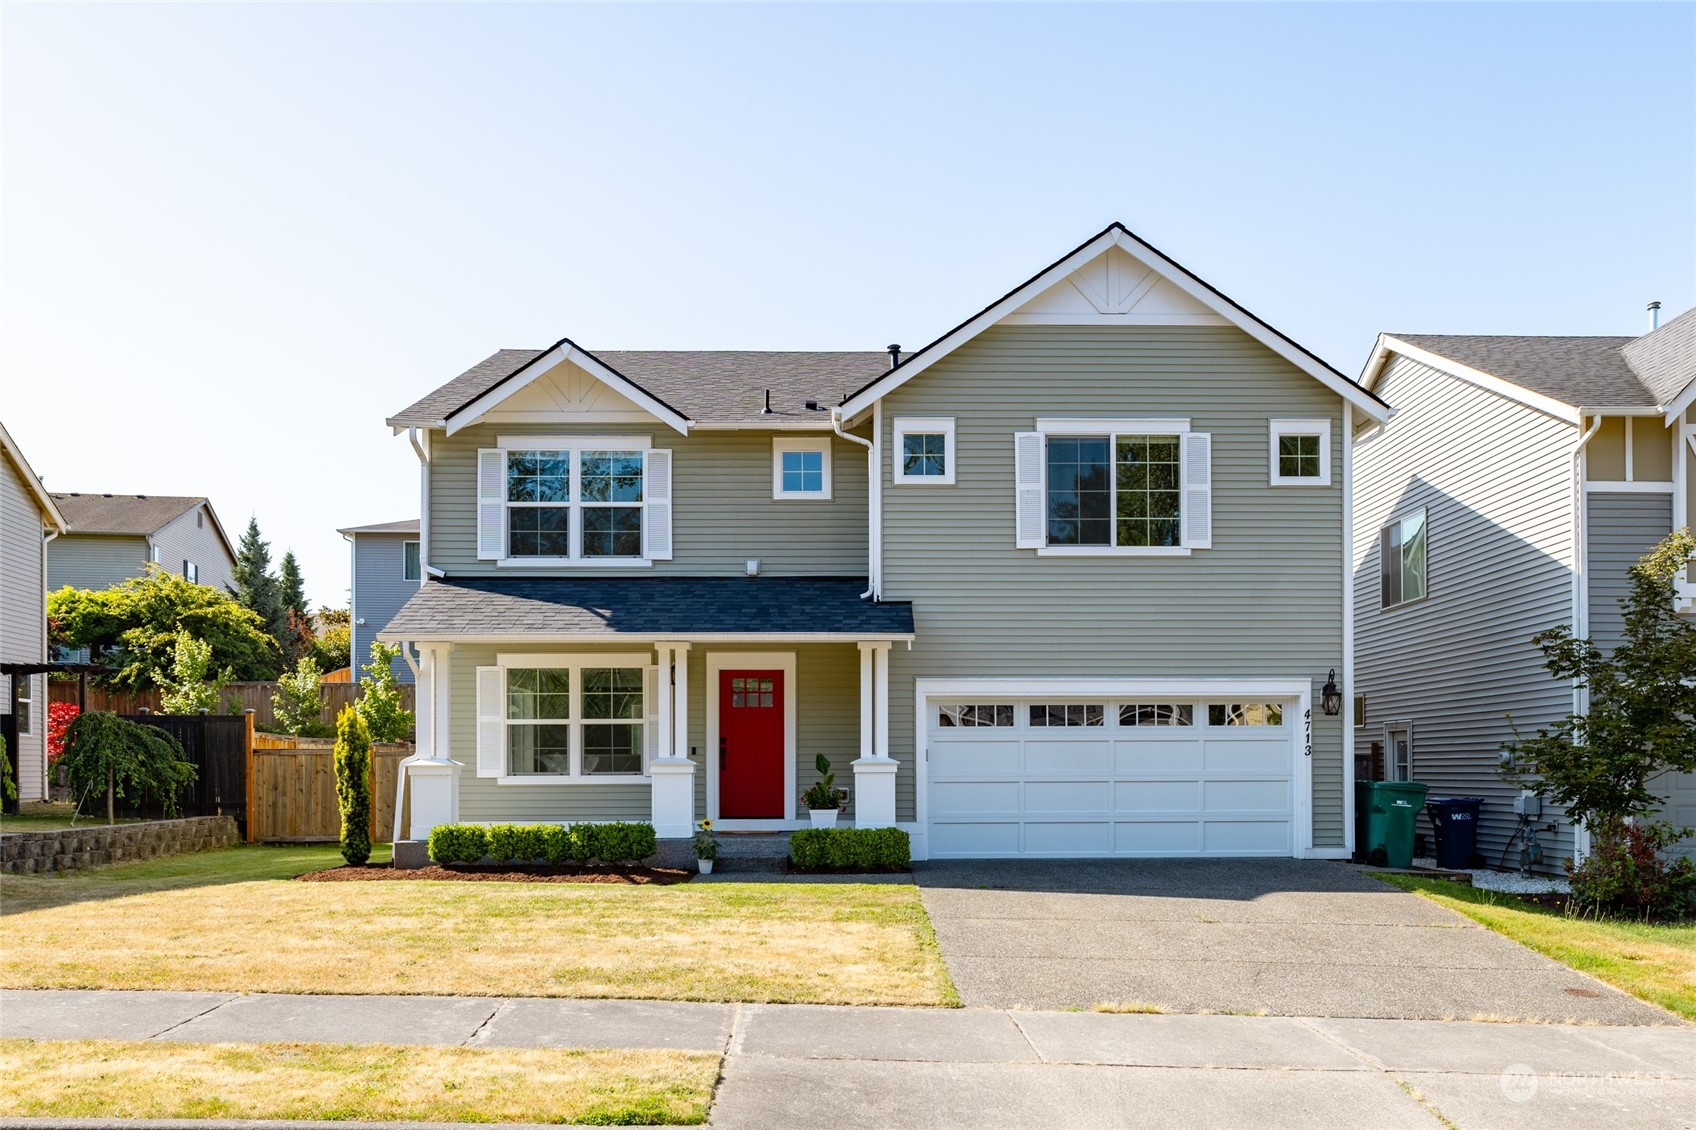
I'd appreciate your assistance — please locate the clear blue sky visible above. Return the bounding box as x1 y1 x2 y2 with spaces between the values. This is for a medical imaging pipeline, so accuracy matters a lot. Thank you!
4 3 1692 610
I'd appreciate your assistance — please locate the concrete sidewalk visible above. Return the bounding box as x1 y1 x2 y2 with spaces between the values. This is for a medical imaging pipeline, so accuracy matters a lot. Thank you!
3 990 1693 1128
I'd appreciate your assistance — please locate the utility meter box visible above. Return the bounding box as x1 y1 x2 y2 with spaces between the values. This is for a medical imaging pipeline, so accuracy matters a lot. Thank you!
1514 792 1542 818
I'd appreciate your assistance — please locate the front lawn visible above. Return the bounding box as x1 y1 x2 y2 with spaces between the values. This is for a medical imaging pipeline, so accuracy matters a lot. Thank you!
0 844 955 1006
0 1038 717 1125
1 802 149 833
1376 874 1696 1021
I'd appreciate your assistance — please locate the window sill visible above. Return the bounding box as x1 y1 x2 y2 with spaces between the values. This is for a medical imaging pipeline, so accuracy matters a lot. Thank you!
892 476 957 487
495 557 653 568
1034 546 1192 557
1268 477 1332 487
496 775 651 786
772 492 833 501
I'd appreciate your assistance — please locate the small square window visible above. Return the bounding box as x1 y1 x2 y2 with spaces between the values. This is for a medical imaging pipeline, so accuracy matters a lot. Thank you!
1268 419 1332 486
773 438 832 499
894 418 956 485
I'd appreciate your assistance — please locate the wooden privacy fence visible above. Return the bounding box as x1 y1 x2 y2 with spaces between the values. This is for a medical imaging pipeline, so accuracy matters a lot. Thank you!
247 734 412 844
48 680 415 736
99 714 251 827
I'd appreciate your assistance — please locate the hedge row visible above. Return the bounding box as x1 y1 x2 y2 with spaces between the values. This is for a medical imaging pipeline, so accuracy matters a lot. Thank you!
789 827 910 871
426 822 658 865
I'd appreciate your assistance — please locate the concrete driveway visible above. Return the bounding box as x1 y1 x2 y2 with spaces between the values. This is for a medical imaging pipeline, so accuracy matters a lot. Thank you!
914 858 1679 1024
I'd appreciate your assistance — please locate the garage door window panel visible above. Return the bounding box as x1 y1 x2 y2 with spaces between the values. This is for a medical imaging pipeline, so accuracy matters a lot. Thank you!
1030 704 1104 727
938 704 1014 728
1119 704 1194 727
1209 703 1284 727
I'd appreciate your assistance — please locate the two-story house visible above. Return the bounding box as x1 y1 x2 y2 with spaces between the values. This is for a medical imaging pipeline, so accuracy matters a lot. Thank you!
47 493 237 593
1 422 67 807
380 223 1390 859
1352 308 1696 868
339 519 422 683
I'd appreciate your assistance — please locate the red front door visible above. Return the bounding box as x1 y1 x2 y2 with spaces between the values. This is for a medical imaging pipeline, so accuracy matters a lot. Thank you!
720 670 784 818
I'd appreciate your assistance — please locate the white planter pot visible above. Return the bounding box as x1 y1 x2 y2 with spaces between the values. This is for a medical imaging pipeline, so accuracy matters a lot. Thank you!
697 858 714 875
808 809 840 829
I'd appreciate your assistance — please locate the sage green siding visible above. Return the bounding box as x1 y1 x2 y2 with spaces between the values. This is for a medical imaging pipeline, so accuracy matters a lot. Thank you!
428 425 868 578
880 326 1348 842
47 535 150 592
447 641 863 826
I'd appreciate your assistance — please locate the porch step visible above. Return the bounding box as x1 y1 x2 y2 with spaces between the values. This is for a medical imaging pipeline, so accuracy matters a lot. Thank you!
712 833 791 873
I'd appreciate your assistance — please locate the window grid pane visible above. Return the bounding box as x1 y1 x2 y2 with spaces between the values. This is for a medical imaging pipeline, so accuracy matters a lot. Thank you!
1208 703 1285 727
938 703 1014 728
902 433 948 477
582 724 643 775
781 450 824 493
1114 435 1182 547
508 723 572 775
1046 437 1111 546
1118 704 1195 727
582 506 643 558
507 668 571 721
1030 704 1105 727
1277 433 1321 479
507 452 571 502
509 506 572 558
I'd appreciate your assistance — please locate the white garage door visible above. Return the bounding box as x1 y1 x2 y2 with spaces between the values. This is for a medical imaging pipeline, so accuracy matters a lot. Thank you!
925 693 1299 858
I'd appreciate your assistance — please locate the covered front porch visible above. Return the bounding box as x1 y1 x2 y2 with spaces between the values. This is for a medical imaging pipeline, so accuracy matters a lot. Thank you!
381 576 915 844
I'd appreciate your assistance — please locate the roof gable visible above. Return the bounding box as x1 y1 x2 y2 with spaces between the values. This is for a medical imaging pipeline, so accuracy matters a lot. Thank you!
839 223 1389 421
438 340 693 436
0 422 65 533
1624 306 1696 413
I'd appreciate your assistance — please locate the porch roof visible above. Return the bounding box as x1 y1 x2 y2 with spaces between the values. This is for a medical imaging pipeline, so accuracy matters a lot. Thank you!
379 576 915 642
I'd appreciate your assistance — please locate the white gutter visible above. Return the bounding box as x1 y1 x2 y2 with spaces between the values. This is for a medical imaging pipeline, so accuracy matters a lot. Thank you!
1570 414 1603 650
832 407 878 600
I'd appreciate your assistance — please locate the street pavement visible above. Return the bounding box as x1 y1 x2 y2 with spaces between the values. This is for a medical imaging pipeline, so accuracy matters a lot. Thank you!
2 989 1692 1129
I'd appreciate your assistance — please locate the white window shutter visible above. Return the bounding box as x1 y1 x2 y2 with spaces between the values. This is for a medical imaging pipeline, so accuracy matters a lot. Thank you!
477 449 506 560
644 664 660 766
476 666 505 777
1182 432 1213 549
645 449 673 560
1014 431 1045 549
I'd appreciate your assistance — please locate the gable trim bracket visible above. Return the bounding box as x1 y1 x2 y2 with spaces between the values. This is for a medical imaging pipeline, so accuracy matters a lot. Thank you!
441 338 693 437
838 223 1391 424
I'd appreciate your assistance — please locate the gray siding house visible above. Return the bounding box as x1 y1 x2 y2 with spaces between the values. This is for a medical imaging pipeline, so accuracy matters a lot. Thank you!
340 519 422 683
378 224 1390 859
1 423 67 804
1353 309 1696 868
47 494 237 594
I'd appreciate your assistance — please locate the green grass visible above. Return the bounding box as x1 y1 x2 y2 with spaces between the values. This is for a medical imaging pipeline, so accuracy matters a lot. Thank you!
1 802 149 833
1376 873 1696 1021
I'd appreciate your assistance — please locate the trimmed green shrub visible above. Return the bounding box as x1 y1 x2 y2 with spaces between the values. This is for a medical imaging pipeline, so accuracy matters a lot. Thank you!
541 823 573 865
485 823 549 863
790 827 911 871
427 823 488 865
333 705 372 866
581 821 658 863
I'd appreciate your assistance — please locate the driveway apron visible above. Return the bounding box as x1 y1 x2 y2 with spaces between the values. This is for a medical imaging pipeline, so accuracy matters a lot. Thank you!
912 858 1676 1023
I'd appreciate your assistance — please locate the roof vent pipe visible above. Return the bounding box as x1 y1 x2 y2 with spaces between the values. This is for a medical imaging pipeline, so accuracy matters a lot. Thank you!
1648 300 1662 330
762 389 772 414
887 344 901 369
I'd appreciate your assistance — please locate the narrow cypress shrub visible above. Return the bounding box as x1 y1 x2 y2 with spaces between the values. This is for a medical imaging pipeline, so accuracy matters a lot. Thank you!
333 705 372 865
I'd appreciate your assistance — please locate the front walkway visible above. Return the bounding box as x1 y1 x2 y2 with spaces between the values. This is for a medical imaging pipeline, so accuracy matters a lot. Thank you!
913 857 1675 1023
3 990 1693 1129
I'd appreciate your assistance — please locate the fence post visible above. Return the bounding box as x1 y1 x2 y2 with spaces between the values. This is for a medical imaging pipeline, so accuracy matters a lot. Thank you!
244 709 256 844
367 736 378 845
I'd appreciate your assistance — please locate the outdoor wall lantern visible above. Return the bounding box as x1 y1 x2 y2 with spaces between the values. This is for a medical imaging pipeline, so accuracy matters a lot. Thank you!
1320 669 1343 716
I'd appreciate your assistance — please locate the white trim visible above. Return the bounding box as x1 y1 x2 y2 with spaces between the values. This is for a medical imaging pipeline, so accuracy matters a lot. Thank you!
1382 720 1414 783
871 400 884 597
1001 312 1231 327
1268 418 1333 487
1036 416 1190 435
0 421 67 532
444 342 691 436
913 677 1317 859
495 775 649 786
384 631 915 645
771 435 834 500
498 434 653 450
1342 403 1356 855
1583 481 1676 494
1364 335 1582 424
840 226 1390 423
497 557 655 568
705 651 798 823
892 416 957 485
1035 546 1191 557
496 651 653 667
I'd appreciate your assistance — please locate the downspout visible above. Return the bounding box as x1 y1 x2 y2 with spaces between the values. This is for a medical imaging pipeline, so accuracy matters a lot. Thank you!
408 428 443 579
1567 413 1603 865
832 408 877 599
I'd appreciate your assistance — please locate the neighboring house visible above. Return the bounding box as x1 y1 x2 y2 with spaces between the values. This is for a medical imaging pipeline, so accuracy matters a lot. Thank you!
378 222 1390 859
1353 307 1696 868
339 519 422 683
47 493 237 594
1 422 67 804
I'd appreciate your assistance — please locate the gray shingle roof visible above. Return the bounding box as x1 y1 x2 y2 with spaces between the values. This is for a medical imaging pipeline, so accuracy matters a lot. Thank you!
380 577 915 639
1622 306 1696 405
338 519 420 535
388 349 892 430
1392 334 1650 408
50 493 205 536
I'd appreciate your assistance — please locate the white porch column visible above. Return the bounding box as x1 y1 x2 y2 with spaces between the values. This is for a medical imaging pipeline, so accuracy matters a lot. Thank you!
649 642 695 840
405 643 461 840
853 640 897 829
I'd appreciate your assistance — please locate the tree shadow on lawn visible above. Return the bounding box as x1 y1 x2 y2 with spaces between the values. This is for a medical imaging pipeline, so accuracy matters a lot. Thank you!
0 843 384 915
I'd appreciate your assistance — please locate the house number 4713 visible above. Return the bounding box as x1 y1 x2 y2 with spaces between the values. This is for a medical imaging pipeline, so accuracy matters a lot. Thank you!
1303 707 1313 758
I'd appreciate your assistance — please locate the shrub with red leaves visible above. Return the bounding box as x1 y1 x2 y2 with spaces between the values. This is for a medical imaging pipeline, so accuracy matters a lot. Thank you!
47 702 79 763
1568 820 1696 922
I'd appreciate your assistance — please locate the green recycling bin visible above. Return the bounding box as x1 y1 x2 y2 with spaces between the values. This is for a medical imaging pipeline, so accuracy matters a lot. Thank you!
1354 780 1430 869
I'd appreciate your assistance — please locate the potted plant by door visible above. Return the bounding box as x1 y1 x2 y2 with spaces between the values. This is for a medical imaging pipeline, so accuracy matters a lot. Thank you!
692 819 719 874
802 754 847 828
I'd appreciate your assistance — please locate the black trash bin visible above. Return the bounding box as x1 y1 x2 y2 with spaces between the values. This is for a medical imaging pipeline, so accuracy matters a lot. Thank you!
1425 797 1484 869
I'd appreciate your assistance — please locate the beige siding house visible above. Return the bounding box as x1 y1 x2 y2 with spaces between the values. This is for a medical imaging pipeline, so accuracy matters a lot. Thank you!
379 224 1390 859
1 423 67 804
1353 310 1696 868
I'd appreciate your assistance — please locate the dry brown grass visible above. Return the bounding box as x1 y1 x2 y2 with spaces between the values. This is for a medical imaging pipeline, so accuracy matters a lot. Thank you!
1091 1001 1167 1014
0 1038 717 1125
0 845 955 1005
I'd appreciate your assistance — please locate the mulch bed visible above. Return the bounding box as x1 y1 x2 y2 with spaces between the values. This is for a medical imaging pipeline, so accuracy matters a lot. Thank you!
294 863 693 885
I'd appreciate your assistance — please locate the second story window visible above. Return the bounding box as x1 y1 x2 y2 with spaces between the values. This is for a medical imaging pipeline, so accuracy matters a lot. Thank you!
403 540 421 581
478 441 672 565
1380 508 1427 608
894 417 956 485
1268 419 1332 486
183 560 198 583
1016 420 1212 555
772 437 832 499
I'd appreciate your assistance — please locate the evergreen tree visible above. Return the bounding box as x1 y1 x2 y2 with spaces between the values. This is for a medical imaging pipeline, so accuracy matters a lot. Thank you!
279 551 308 619
230 518 287 643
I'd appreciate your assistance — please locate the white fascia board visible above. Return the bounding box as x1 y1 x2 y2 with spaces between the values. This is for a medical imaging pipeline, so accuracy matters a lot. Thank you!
1660 380 1696 424
840 228 1388 424
0 421 66 533
377 631 916 644
1374 336 1583 425
444 343 691 437
914 677 1311 699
